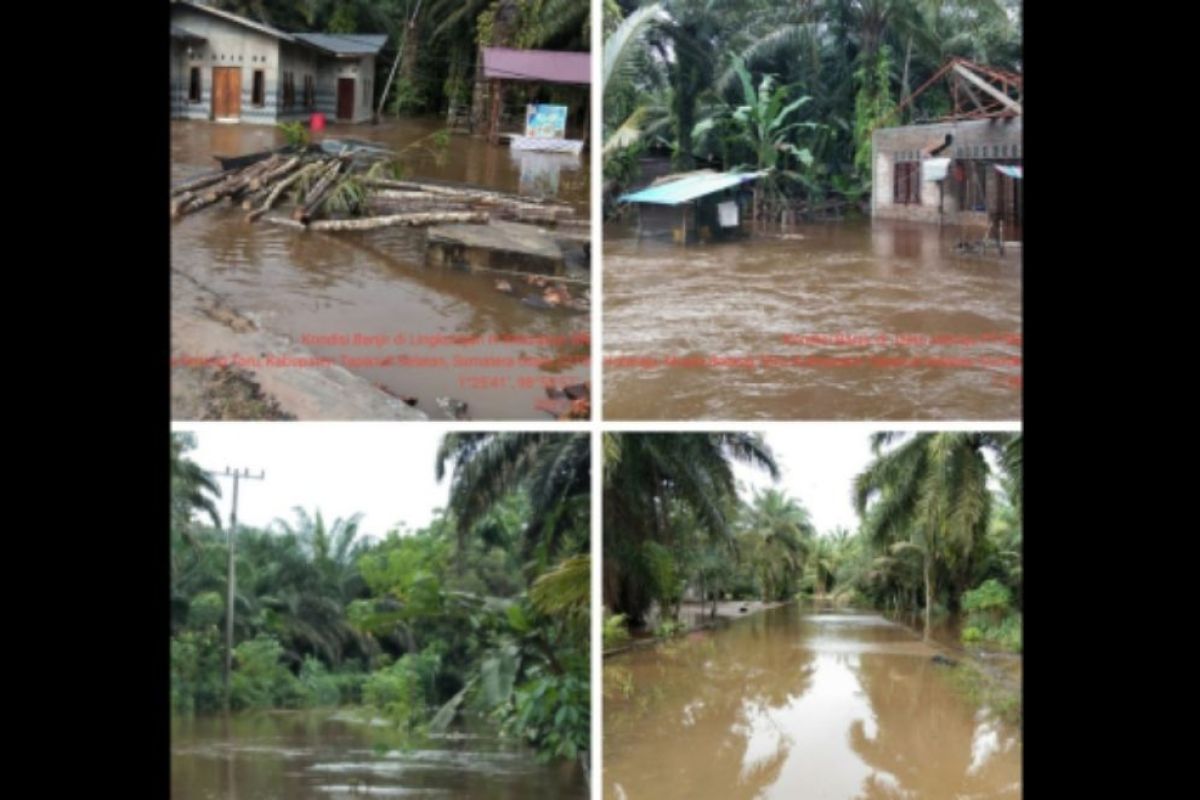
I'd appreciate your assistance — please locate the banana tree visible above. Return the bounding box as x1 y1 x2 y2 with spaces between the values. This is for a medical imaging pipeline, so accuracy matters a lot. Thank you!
694 58 823 226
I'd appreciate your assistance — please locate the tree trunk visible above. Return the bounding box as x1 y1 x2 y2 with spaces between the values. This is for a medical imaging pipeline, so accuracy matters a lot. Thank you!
304 210 489 231
246 160 326 222
293 157 348 222
923 553 934 641
171 168 232 197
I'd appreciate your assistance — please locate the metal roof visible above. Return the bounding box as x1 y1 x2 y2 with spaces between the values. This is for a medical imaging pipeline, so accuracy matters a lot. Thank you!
994 164 1023 179
292 33 387 56
482 47 591 85
172 1 294 42
170 25 206 42
618 171 766 206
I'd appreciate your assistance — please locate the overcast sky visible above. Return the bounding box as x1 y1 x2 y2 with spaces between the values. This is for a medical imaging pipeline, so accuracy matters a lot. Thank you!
732 429 876 536
173 423 451 539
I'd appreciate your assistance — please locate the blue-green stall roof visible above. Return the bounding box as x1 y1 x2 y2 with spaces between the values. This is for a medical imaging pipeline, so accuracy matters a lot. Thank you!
618 171 766 206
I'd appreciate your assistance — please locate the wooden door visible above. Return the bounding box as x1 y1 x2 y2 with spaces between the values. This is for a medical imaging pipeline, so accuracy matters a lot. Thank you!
212 67 241 120
337 78 355 120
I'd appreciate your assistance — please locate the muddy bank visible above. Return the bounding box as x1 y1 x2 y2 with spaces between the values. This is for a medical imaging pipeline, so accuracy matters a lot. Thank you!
172 270 426 420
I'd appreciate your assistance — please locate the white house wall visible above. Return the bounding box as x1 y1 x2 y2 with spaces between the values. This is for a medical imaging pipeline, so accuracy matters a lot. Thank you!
170 5 282 124
170 6 379 125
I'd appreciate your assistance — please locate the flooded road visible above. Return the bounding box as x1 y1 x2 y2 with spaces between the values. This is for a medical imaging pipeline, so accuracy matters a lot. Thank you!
603 220 1020 420
171 711 586 799
604 605 1021 799
171 119 589 420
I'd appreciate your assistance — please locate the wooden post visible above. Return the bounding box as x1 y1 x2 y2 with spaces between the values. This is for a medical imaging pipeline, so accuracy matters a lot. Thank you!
488 80 502 145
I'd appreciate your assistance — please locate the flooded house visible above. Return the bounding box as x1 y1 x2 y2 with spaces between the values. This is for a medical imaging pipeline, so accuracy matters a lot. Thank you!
170 0 385 125
870 58 1023 238
618 170 765 244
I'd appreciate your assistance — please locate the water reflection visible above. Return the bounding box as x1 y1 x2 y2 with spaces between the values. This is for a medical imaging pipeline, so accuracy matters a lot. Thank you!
604 606 1020 800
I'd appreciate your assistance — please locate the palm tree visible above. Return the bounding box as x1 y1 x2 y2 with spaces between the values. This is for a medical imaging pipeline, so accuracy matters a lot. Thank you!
603 432 778 624
853 432 1009 639
739 488 815 600
436 433 590 567
170 432 221 545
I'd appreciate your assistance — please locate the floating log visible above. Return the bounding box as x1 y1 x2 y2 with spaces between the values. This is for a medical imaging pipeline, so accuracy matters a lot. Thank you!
261 216 309 230
246 160 327 223
293 157 347 222
306 211 489 231
171 168 234 197
175 156 282 216
249 155 301 192
362 177 565 209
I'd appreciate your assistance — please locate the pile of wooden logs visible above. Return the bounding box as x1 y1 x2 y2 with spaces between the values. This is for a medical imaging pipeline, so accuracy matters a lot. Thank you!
170 150 584 235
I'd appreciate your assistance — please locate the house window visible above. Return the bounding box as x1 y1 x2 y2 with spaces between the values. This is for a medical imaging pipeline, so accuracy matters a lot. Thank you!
188 67 201 103
893 161 921 205
304 75 315 108
252 70 265 106
282 71 295 109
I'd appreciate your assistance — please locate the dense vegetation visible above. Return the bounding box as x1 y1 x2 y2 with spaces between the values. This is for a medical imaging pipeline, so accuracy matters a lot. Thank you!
601 432 1022 653
603 0 1022 217
170 432 590 765
206 1 589 119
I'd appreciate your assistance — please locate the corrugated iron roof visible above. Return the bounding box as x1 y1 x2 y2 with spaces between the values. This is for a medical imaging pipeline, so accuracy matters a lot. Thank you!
482 47 591 85
292 33 387 56
172 1 294 42
170 25 206 42
618 171 766 206
994 164 1022 179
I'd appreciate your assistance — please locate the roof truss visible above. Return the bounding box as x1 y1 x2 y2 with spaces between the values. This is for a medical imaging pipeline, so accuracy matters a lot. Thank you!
896 58 1022 122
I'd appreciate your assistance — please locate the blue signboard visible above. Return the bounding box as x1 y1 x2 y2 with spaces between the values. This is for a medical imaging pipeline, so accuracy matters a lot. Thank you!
525 104 568 139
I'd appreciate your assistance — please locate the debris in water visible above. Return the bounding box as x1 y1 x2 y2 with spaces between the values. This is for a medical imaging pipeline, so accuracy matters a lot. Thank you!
495 279 513 293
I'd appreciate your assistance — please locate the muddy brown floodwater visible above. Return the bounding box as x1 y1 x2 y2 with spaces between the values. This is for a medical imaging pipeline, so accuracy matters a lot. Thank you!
604 605 1021 800
171 119 590 420
171 711 587 799
603 220 1020 420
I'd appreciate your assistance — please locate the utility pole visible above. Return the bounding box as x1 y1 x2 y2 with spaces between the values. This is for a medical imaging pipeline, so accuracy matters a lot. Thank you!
207 466 265 712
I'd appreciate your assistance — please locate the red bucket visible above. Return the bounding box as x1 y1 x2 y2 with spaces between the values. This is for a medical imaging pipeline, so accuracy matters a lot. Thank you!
310 112 326 132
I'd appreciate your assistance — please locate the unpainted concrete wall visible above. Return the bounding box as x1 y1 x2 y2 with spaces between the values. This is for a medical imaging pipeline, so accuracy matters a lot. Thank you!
871 117 1021 224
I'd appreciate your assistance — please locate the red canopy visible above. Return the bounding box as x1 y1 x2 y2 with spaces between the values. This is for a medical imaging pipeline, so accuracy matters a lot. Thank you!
481 47 591 85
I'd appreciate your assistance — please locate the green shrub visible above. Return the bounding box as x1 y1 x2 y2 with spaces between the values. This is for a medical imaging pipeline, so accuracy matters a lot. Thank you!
299 657 341 707
188 592 224 629
602 612 631 650
230 636 303 710
363 649 442 732
278 121 309 149
497 669 589 762
962 579 1012 614
654 620 684 639
171 629 223 714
